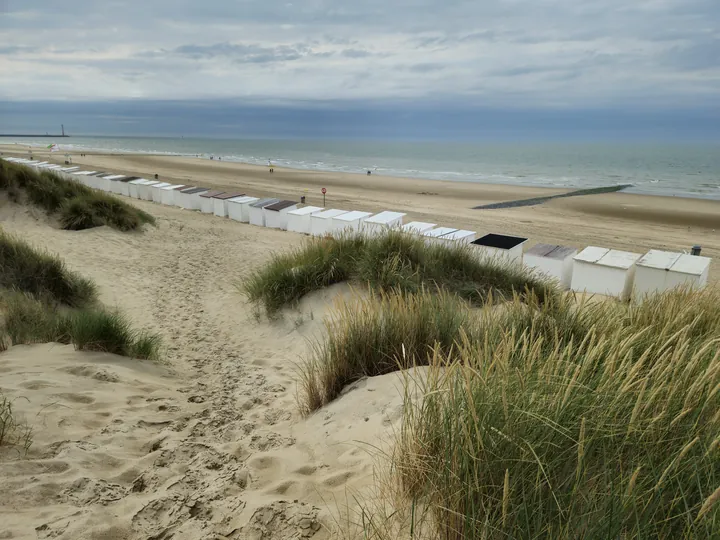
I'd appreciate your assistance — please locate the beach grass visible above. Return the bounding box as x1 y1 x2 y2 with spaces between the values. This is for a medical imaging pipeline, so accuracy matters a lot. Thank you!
0 160 154 231
299 290 478 413
311 286 720 538
0 229 97 307
0 291 162 361
0 391 33 453
243 230 558 317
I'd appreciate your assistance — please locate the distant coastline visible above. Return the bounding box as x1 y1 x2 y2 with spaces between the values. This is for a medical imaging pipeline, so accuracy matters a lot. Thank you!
1 135 719 200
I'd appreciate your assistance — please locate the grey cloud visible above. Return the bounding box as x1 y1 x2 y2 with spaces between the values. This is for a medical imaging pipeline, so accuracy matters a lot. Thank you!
341 48 373 58
406 63 446 73
0 0 718 107
0 45 40 55
171 42 312 63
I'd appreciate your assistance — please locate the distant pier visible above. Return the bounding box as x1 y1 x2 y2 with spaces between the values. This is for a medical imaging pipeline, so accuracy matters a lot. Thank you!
0 134 70 138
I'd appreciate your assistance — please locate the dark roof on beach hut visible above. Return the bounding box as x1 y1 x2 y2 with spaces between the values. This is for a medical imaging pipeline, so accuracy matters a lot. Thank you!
265 200 298 212
472 233 527 250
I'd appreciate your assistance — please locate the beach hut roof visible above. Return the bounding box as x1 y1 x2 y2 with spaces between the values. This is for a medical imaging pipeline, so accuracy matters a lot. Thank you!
151 182 173 189
161 184 185 191
250 197 280 208
334 210 373 222
424 227 458 238
441 229 476 241
598 250 641 270
199 190 226 198
636 250 680 270
364 211 406 224
574 246 609 264
265 200 298 212
402 221 436 233
472 233 528 250
671 254 711 276
129 178 151 185
526 243 577 260
313 209 348 219
288 206 324 216
183 187 210 195
214 192 246 199
227 196 258 204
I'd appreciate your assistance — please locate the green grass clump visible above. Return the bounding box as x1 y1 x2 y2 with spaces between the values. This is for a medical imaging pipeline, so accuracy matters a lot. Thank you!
0 291 71 345
0 292 162 361
332 286 720 539
0 160 154 231
0 229 96 307
244 230 557 317
300 290 478 413
68 309 161 360
0 392 33 453
60 193 154 231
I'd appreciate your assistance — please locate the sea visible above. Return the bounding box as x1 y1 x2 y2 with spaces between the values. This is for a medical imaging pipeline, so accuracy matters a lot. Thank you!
2 136 719 200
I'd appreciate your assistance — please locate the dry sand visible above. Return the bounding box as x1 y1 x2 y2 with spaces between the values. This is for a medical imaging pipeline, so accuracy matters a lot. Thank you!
0 196 408 539
0 146 718 538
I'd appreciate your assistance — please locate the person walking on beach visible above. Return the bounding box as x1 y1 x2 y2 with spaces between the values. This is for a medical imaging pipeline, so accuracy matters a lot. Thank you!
267 159 274 173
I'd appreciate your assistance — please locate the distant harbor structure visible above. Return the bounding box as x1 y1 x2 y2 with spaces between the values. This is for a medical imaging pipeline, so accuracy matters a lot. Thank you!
0 124 69 137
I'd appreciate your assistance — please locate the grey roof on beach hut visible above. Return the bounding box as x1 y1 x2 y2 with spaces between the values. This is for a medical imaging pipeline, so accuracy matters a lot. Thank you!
199 190 226 198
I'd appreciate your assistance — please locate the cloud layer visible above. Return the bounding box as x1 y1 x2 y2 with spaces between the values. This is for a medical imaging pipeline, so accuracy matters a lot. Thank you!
1 0 718 108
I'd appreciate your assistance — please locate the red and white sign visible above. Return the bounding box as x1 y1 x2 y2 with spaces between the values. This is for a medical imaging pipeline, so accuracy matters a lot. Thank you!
321 188 327 194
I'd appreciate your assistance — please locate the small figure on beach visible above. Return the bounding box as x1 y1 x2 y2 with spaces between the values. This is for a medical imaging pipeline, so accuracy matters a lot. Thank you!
367 170 372 175
267 159 274 173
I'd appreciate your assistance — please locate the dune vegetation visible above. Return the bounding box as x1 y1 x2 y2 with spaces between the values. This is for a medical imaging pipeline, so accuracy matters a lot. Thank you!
0 160 154 231
243 231 557 316
304 286 720 538
0 231 161 360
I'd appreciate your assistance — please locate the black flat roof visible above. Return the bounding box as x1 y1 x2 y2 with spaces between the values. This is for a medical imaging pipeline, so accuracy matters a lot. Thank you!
472 233 528 250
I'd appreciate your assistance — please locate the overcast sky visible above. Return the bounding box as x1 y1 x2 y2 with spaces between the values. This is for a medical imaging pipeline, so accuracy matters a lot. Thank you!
1 0 719 138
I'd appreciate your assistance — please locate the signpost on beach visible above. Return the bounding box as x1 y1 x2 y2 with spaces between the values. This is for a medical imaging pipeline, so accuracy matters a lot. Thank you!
322 187 326 206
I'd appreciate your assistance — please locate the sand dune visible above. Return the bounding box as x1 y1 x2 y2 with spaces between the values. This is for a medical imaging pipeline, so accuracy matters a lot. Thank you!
0 197 408 539
1 149 718 538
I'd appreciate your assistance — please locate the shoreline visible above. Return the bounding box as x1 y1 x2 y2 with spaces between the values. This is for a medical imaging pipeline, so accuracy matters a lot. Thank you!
2 140 719 202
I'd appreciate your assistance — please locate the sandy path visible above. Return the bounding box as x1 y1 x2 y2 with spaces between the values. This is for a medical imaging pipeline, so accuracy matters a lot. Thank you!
0 198 405 539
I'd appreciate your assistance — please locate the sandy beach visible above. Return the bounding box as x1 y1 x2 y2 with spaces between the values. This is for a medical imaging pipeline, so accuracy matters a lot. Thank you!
0 146 719 538
2 145 719 265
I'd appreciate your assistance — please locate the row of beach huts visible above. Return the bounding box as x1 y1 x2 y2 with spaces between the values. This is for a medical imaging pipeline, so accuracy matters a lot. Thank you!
5 157 712 301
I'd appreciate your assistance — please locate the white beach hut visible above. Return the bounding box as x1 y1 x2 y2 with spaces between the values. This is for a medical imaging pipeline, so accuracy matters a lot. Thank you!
331 210 373 235
571 247 641 300
439 229 476 244
227 196 260 222
84 172 106 190
633 250 712 300
310 209 348 237
287 206 324 234
71 171 97 187
362 211 407 235
524 243 578 289
263 200 299 230
107 175 130 194
213 192 246 218
92 173 116 192
138 180 161 200
198 190 226 214
249 198 280 226
402 221 437 235
175 187 209 210
128 178 150 199
471 233 528 264
148 182 172 202
422 227 458 245
160 184 186 206
118 177 142 197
